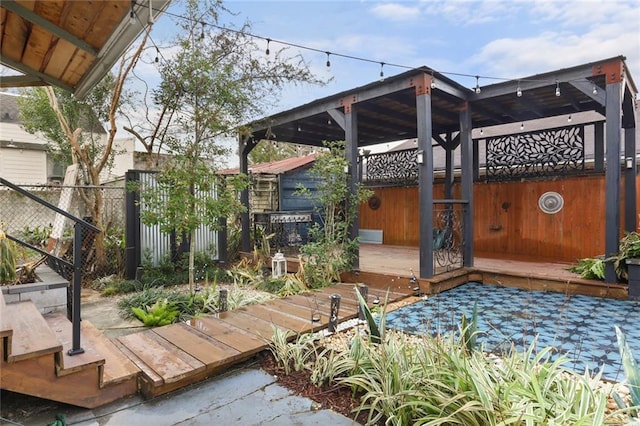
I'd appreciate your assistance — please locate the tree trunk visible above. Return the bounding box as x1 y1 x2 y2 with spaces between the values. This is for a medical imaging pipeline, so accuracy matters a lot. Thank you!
189 228 196 295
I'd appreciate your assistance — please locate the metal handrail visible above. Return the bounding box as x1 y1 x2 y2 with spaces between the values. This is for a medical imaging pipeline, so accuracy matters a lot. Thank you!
1 177 101 355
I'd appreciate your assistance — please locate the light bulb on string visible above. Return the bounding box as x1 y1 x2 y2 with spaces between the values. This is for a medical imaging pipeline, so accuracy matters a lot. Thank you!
516 81 522 97
379 62 385 79
430 70 436 89
129 0 136 24
474 76 481 94
265 38 271 56
520 122 524 130
480 128 484 135
326 52 331 68
200 22 205 40
155 47 159 63
592 83 598 95
567 115 572 123
555 80 561 97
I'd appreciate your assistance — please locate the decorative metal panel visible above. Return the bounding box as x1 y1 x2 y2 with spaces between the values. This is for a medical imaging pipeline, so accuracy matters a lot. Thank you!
433 204 464 273
363 149 418 186
485 126 585 181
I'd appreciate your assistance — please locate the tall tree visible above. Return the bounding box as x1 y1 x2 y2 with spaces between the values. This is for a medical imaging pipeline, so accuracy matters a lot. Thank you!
137 0 325 292
18 30 151 272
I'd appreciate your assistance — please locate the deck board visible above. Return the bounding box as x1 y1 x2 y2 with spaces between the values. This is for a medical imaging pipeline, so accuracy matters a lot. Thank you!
239 304 314 334
218 309 284 339
153 323 239 366
5 301 62 362
117 330 205 384
43 313 104 376
188 317 267 354
263 298 329 326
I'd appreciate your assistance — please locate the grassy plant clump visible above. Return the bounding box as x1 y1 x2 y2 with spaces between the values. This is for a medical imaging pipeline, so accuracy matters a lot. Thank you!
268 324 627 425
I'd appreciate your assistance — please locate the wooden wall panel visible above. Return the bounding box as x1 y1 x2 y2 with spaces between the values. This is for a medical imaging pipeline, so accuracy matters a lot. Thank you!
359 174 640 263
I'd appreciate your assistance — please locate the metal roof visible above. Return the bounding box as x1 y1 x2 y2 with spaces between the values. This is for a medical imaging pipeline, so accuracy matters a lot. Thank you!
246 56 637 148
219 154 317 176
0 0 170 99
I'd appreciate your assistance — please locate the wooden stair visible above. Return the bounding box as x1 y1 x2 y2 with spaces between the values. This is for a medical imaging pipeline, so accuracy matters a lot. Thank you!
0 293 140 409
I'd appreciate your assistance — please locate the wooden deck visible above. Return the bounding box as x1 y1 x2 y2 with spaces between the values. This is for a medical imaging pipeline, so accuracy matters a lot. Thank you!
116 282 413 398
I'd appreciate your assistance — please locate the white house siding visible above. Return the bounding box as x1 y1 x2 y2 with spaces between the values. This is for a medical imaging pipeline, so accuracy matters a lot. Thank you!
0 147 47 184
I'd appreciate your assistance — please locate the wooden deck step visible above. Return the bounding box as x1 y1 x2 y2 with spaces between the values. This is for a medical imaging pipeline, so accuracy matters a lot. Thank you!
117 330 206 385
4 301 62 362
76 319 139 387
44 313 105 377
153 323 241 367
0 292 13 342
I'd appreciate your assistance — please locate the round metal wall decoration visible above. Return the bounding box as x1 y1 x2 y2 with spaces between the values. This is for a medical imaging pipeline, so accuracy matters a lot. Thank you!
538 191 564 214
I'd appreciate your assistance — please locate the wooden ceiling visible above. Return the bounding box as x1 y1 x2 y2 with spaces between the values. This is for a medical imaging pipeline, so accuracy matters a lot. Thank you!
0 0 170 99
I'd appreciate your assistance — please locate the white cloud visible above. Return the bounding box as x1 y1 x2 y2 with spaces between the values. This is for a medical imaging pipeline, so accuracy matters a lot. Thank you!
421 0 519 25
370 3 421 21
467 1 640 82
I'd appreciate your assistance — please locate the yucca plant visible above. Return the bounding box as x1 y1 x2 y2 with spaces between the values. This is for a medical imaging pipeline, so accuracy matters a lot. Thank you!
613 326 640 418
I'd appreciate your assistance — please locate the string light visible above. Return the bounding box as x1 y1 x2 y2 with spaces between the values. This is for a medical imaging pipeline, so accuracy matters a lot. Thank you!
145 4 600 91
200 22 206 40
516 81 522 97
326 52 331 68
520 122 524 130
592 83 598 95
430 70 436 89
155 46 159 63
129 0 136 24
379 62 385 79
480 128 484 135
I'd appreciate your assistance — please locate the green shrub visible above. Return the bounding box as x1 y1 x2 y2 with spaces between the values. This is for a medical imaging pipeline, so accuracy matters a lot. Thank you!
132 298 179 327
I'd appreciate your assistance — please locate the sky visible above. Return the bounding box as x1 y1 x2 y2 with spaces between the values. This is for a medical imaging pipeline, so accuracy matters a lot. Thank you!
135 0 638 164
157 0 640 115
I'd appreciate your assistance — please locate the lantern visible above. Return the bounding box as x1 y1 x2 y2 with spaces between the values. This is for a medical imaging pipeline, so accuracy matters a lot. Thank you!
271 251 287 278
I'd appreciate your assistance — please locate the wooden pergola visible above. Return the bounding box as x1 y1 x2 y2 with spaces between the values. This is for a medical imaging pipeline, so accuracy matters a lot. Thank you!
240 56 638 282
0 0 170 99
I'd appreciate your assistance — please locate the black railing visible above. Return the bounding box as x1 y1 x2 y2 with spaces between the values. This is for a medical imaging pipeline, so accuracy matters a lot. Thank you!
0 177 100 356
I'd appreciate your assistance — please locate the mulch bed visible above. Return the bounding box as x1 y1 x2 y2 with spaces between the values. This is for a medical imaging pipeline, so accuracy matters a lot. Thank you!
257 351 380 425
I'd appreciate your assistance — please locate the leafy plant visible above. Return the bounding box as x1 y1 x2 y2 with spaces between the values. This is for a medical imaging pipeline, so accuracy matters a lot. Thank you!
570 232 640 281
131 298 179 327
296 141 373 288
569 256 607 280
0 225 18 284
613 326 640 418
355 287 388 344
458 300 480 354
268 327 317 375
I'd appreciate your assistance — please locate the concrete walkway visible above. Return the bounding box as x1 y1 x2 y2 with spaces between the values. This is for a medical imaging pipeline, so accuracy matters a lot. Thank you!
8 367 359 425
